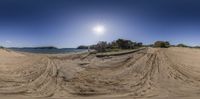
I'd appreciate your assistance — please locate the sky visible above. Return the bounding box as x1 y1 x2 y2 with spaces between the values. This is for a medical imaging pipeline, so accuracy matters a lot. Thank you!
0 0 200 48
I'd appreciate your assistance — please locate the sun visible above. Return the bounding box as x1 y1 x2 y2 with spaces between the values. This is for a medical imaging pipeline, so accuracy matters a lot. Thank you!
93 25 105 35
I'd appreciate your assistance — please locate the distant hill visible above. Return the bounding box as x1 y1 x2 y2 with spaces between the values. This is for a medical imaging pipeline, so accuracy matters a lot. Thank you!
0 46 4 49
77 45 88 49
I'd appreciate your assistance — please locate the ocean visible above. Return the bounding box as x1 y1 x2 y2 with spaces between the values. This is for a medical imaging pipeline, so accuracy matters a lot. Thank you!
9 48 87 54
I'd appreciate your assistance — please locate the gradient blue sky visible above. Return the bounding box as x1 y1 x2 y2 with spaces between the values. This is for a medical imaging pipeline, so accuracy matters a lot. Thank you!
0 0 200 48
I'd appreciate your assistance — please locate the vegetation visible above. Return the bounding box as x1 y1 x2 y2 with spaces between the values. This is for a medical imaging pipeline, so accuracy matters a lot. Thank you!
77 38 143 52
176 44 188 47
194 46 200 48
77 39 200 52
0 46 4 49
93 41 108 52
115 39 132 49
77 45 88 49
154 41 170 48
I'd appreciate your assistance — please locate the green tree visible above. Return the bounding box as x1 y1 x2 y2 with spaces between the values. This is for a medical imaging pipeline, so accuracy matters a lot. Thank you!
95 41 108 52
154 41 170 48
177 44 188 47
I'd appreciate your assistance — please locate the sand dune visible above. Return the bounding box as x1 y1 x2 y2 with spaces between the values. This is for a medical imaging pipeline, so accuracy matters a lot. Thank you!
0 49 24 57
0 47 200 99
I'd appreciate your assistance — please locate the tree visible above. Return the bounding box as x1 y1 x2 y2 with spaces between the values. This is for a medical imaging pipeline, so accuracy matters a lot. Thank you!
94 41 108 52
154 41 170 48
177 44 188 47
116 39 124 49
165 41 170 47
136 42 143 47
110 41 118 49
116 39 134 49
77 38 143 52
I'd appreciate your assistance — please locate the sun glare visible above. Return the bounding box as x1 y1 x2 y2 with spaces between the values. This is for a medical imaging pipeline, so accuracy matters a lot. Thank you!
93 25 105 35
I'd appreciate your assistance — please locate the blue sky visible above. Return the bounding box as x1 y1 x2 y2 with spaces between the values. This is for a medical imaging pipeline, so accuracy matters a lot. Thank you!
0 0 200 48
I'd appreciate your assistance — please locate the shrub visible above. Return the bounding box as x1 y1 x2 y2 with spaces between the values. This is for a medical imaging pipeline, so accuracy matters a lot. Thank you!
194 46 200 48
177 44 188 47
0 46 4 49
94 41 108 52
136 42 143 47
77 38 143 52
154 41 170 48
116 39 135 49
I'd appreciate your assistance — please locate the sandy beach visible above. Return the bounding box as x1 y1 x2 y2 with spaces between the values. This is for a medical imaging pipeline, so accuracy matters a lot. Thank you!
0 47 200 99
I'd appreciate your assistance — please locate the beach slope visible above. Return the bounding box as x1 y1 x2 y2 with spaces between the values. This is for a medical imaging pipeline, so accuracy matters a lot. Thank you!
0 47 200 99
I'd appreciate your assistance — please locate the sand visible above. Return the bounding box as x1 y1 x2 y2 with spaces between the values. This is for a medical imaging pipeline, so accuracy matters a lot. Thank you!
0 47 200 99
